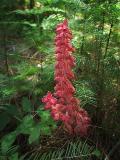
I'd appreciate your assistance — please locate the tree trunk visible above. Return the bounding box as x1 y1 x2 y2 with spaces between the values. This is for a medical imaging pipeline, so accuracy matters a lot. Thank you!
29 0 35 9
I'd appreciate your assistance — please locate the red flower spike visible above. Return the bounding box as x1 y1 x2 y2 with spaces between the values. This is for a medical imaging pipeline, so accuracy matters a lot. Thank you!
42 19 91 136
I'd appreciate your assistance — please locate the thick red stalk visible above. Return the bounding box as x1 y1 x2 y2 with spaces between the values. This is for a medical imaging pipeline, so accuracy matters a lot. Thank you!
42 20 91 136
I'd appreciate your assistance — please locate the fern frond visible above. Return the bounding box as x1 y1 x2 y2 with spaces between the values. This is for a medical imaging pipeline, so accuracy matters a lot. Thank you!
23 139 102 160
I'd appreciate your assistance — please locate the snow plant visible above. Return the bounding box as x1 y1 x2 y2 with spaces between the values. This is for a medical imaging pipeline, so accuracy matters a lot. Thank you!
42 20 90 136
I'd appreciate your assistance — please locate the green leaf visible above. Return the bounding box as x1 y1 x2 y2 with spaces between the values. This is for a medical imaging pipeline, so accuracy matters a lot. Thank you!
40 126 51 135
22 97 33 113
40 110 51 122
9 153 19 160
37 110 54 124
0 112 10 131
37 110 57 134
16 115 41 144
29 125 41 144
4 105 21 118
92 149 101 157
1 131 18 154
17 115 34 134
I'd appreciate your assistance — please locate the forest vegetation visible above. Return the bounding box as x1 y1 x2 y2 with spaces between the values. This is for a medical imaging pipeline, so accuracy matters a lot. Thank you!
0 0 120 160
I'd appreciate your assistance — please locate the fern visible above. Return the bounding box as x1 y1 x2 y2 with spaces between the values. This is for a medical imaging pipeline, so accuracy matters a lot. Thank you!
24 139 103 160
75 80 96 107
0 145 18 160
15 7 65 15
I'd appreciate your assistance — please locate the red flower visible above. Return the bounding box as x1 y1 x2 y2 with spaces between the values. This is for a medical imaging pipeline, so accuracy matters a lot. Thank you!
42 20 91 136
42 92 57 110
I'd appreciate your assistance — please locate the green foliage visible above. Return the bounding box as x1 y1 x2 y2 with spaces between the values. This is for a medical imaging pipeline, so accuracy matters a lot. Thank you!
1 131 18 154
0 0 120 159
42 14 64 30
0 104 22 131
3 105 21 118
15 7 65 16
75 81 96 107
22 97 33 112
0 110 56 154
0 145 19 160
27 139 103 160
0 112 10 131
0 100 56 155
37 110 57 135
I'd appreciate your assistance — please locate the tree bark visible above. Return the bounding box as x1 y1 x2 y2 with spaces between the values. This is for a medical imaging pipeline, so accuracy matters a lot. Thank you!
3 27 9 76
29 0 35 9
